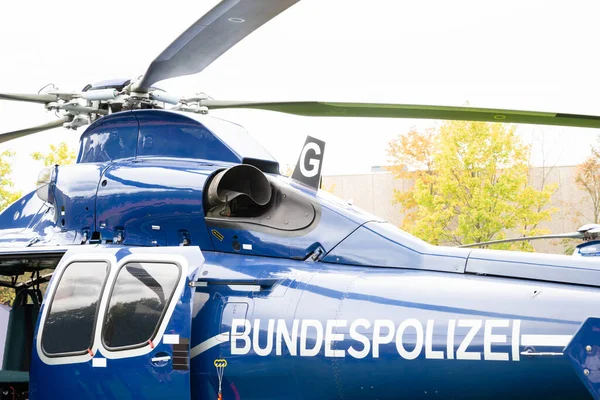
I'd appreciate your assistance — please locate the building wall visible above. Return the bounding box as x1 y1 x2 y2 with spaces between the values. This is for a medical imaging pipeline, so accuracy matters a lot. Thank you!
322 166 589 254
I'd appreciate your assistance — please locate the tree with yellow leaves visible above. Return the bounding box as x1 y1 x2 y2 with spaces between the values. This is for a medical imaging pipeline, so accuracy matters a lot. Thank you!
31 142 76 167
0 150 22 212
574 145 600 224
0 143 75 305
387 120 557 250
0 150 22 305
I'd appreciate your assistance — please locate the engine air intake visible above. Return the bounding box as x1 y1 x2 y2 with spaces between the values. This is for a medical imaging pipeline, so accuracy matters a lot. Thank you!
206 164 272 210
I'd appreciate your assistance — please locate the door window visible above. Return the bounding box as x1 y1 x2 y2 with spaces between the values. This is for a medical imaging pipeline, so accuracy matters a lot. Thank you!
102 262 180 349
41 261 108 356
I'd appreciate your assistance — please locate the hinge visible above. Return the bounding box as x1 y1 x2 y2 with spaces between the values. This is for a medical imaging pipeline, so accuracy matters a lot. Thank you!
179 230 191 246
81 230 90 244
305 245 325 262
114 229 125 244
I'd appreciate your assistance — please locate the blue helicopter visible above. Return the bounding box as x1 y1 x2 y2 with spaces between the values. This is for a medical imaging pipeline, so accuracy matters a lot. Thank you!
2 1 600 399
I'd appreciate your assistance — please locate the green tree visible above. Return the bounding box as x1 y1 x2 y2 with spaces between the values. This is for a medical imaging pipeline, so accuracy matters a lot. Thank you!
0 285 12 305
387 120 558 250
0 149 22 305
31 142 76 166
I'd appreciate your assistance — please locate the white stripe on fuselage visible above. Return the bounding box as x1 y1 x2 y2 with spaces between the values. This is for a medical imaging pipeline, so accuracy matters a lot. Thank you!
190 333 230 359
520 334 571 347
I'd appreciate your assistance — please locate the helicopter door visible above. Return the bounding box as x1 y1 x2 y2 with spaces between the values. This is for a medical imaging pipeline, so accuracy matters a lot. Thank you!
31 246 202 399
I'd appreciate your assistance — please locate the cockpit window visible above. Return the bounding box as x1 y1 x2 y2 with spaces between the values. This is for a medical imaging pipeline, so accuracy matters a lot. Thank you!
77 113 138 163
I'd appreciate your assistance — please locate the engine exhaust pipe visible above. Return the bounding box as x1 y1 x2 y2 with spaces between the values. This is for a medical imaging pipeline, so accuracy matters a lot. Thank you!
206 164 272 209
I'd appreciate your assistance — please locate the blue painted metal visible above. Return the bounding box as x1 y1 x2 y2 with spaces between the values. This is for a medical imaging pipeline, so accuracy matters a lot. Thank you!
94 158 217 248
135 111 239 164
0 109 599 399
53 163 105 242
575 240 600 257
189 252 314 399
323 221 469 273
29 246 202 400
565 317 600 400
0 190 48 246
189 252 594 399
77 110 279 172
77 112 138 163
205 191 361 260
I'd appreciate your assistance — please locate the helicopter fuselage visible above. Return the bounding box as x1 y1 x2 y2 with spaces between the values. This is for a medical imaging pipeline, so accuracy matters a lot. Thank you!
0 109 598 399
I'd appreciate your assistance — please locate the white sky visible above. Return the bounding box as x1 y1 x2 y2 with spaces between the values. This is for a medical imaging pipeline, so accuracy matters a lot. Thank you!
1 0 600 193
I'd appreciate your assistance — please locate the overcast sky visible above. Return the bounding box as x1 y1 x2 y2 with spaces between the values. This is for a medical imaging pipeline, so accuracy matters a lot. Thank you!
1 0 600 193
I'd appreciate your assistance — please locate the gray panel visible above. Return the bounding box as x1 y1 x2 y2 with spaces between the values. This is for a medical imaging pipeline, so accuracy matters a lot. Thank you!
323 222 469 273
467 249 600 287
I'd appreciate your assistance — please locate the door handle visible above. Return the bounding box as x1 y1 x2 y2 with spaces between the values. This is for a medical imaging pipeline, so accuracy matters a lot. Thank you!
151 355 171 363
190 277 280 289
151 352 172 367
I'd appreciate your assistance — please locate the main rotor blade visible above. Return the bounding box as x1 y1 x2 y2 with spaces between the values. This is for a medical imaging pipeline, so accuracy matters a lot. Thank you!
139 0 299 89
459 232 584 248
0 92 58 104
200 101 600 129
0 117 72 144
